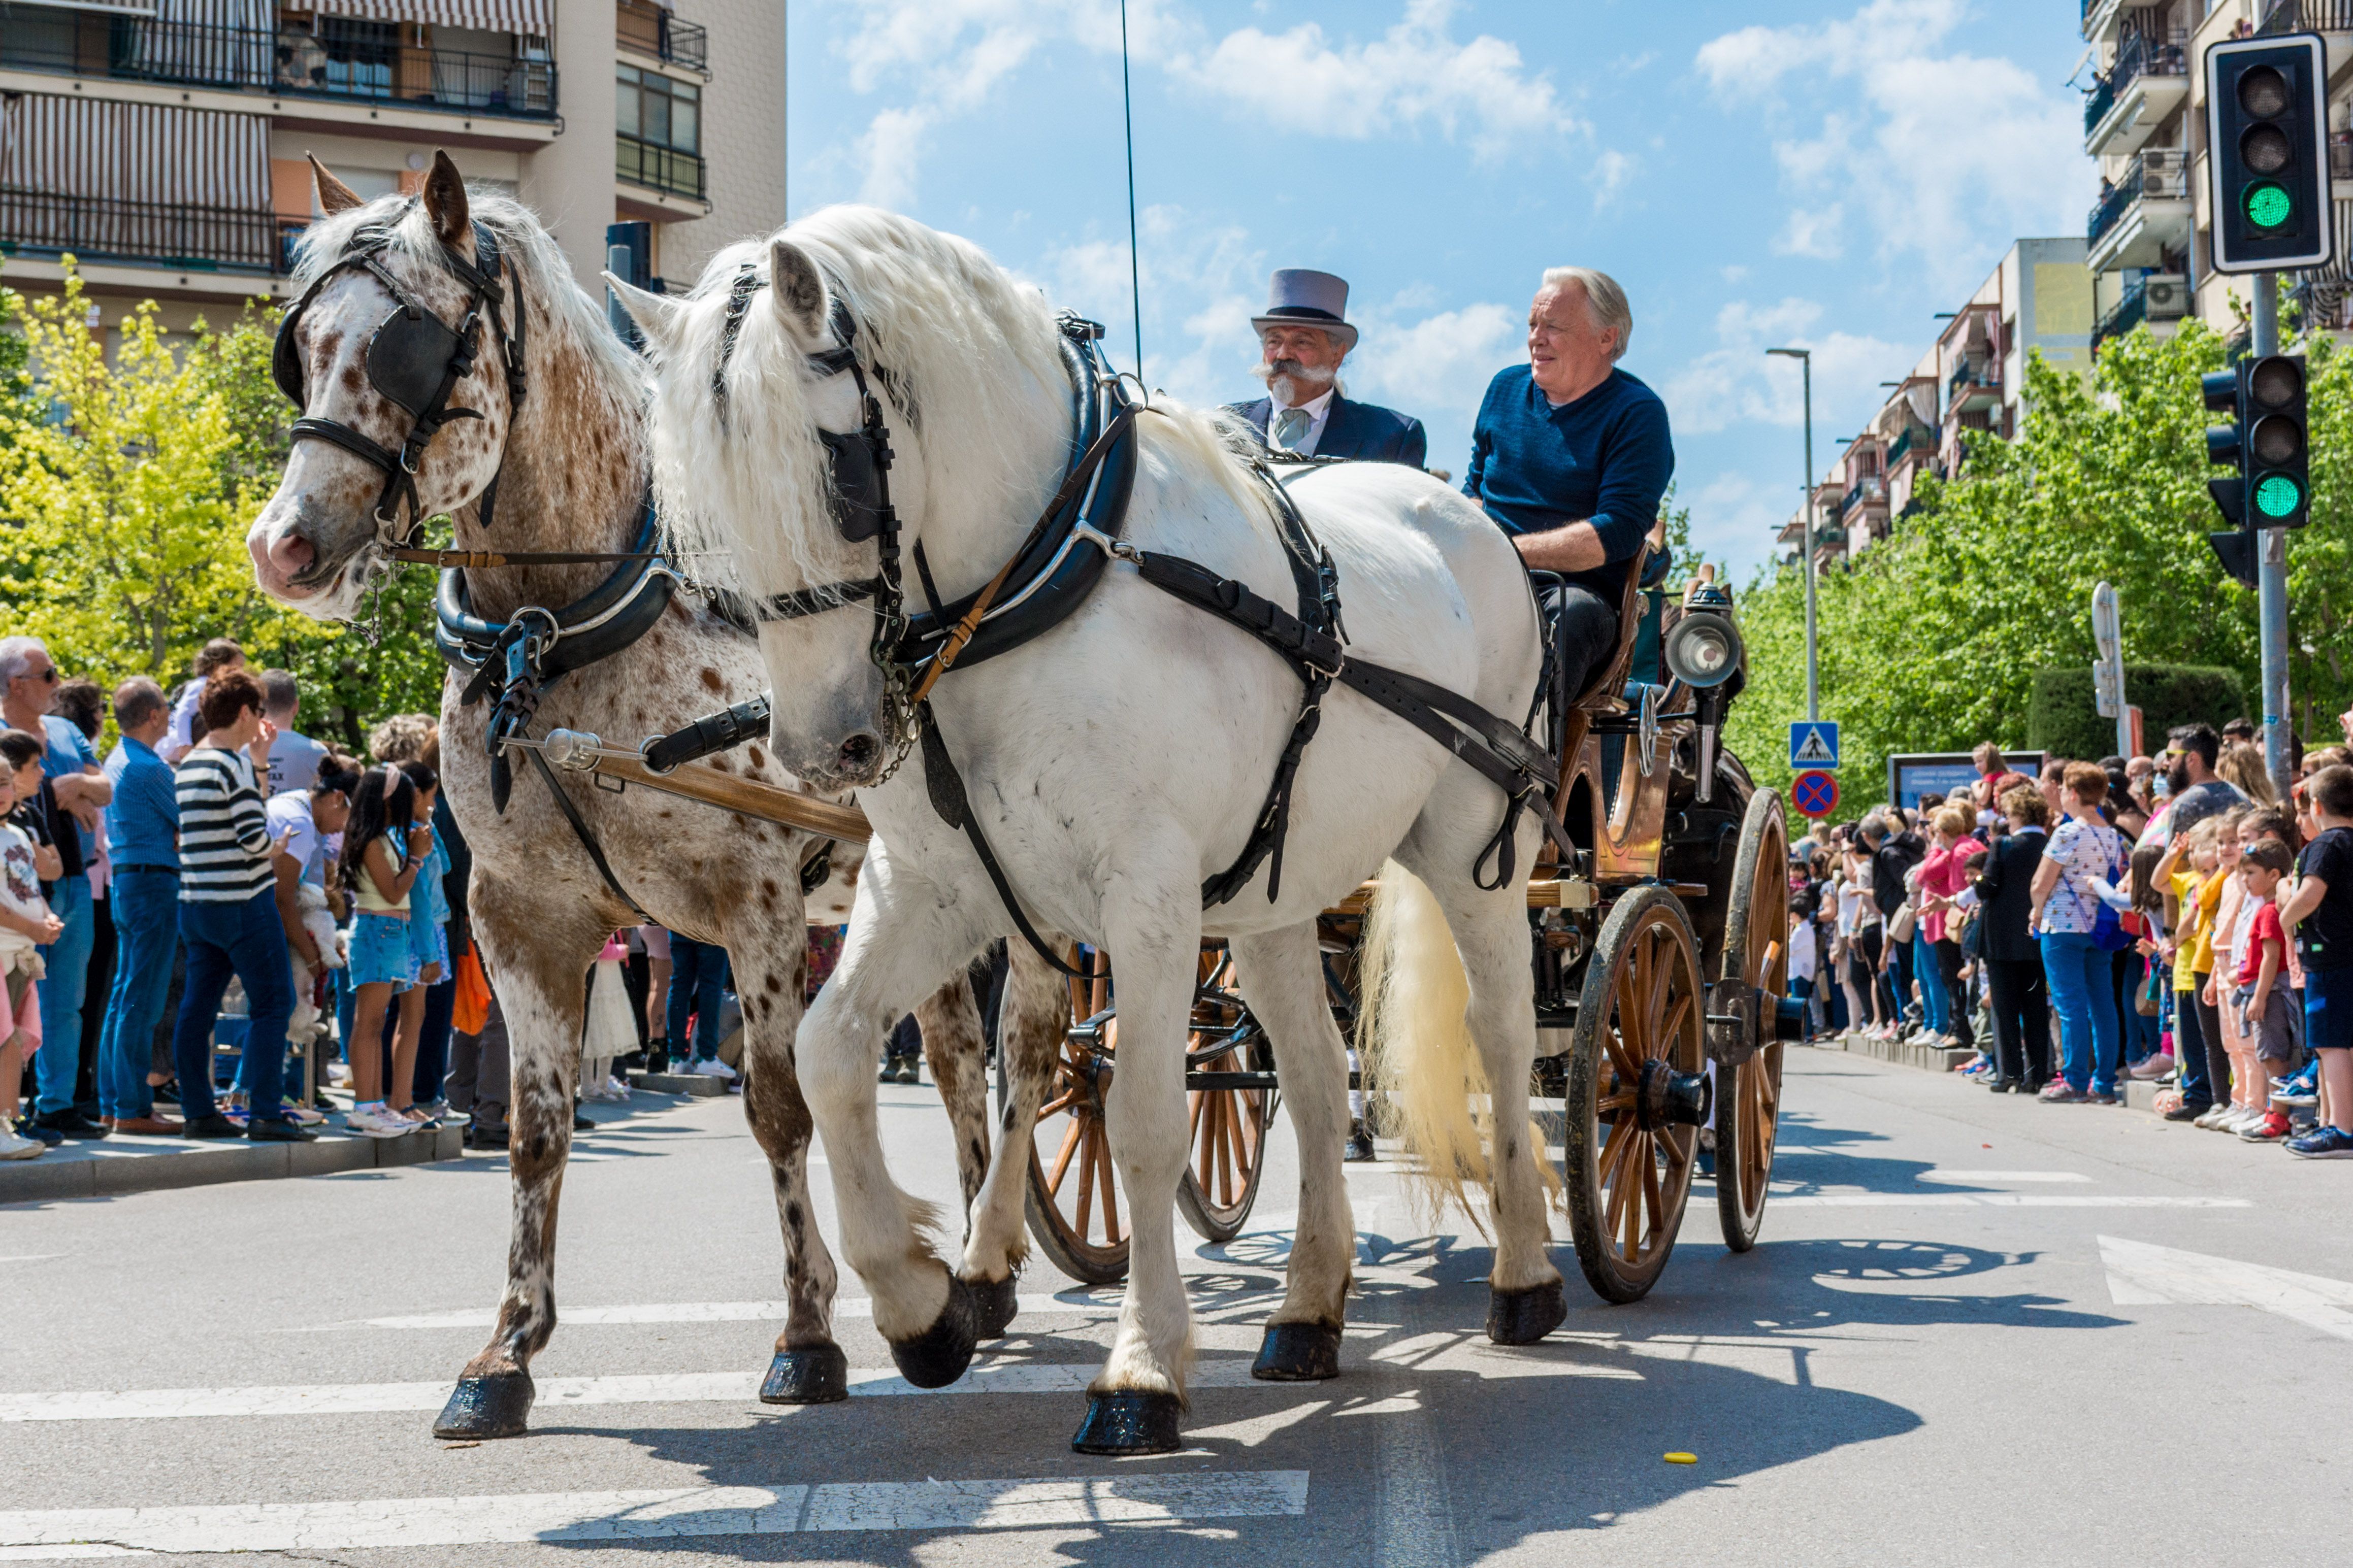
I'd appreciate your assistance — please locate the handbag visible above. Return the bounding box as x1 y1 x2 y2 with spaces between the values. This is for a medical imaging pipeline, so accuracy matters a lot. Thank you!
451 946 493 1036
1887 899 1918 944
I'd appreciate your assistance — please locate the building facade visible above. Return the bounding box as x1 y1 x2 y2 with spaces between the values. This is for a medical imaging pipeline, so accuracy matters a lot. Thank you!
0 0 782 327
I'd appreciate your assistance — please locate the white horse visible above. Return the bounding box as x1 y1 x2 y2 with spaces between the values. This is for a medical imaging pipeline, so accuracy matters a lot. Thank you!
246 160 1069 1439
611 207 1563 1455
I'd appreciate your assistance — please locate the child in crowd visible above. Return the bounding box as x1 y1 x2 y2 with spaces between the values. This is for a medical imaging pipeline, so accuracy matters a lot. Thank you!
581 933 636 1103
2232 839 2301 1142
2197 810 2253 1129
338 766 431 1138
2281 763 2353 1157
394 761 448 1123
0 732 62 1159
1787 885 1818 1042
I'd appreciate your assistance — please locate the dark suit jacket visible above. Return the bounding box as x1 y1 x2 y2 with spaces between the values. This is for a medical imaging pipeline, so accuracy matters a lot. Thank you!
1973 828 2047 964
1229 394 1428 467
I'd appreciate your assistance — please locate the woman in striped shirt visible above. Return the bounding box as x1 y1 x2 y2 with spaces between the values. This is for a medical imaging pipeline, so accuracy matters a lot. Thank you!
167 671 314 1143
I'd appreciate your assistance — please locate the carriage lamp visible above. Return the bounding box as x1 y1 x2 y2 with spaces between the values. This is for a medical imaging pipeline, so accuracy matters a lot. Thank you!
1663 612 1743 690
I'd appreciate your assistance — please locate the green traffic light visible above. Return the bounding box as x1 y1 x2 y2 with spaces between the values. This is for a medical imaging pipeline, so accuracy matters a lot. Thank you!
2254 473 2303 517
2245 181 2294 229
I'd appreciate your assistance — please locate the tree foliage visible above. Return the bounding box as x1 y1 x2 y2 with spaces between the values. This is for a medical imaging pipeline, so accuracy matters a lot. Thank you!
1725 315 2353 822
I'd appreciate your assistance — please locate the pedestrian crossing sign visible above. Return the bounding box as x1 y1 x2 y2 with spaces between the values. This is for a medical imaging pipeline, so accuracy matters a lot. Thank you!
1788 721 1840 770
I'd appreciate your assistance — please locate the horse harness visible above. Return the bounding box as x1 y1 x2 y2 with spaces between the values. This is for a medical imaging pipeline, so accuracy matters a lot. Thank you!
709 269 1577 978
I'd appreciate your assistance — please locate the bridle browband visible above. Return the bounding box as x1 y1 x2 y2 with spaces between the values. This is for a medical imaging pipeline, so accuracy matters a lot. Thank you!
273 205 529 554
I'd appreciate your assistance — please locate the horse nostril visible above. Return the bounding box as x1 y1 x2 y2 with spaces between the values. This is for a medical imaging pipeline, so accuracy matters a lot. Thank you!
838 732 881 773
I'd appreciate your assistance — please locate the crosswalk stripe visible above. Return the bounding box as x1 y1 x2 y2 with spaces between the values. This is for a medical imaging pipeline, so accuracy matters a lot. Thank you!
0 1472 1311 1555
0 1362 1281 1423
1914 1170 2091 1184
1770 1194 2250 1208
360 1293 1116 1329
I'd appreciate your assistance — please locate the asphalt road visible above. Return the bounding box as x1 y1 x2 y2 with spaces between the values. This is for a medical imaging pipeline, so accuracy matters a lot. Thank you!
4 1047 2349 1567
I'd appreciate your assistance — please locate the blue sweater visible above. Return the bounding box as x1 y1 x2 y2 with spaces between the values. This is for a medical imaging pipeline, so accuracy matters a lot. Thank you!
1462 365 1675 602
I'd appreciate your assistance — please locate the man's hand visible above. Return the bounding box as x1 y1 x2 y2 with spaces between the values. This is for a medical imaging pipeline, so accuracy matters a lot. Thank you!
1512 522 1609 574
249 717 278 769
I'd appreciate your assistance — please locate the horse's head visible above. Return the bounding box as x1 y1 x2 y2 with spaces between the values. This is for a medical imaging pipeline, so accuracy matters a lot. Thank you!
249 152 522 618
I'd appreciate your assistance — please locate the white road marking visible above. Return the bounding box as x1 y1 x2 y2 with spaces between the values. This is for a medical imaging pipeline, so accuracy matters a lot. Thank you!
0 1472 1310 1556
2100 1235 2353 1342
360 1293 1116 1329
0 1362 1287 1423
1771 1194 2249 1208
1915 1170 2091 1184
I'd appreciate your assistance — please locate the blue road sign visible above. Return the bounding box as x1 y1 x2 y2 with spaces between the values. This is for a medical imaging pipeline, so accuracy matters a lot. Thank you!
1789 721 1841 770
1792 770 1839 819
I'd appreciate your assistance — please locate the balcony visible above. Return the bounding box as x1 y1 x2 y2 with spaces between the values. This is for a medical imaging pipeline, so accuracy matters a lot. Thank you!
1884 422 1934 473
0 15 558 119
2087 148 2192 271
2259 0 2353 36
1946 357 1999 412
616 1 708 73
2083 0 2124 46
617 132 705 200
0 187 283 275
2083 28 2187 157
2091 277 2148 353
1842 474 1888 516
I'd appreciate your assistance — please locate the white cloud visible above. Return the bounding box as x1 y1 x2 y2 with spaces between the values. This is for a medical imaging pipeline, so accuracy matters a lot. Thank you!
1686 472 1796 563
1660 297 1909 436
1694 0 2092 286
1589 149 1636 213
1773 204 1845 260
1348 299 1523 416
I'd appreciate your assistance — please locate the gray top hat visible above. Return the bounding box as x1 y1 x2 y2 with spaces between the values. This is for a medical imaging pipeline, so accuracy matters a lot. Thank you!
1252 269 1358 354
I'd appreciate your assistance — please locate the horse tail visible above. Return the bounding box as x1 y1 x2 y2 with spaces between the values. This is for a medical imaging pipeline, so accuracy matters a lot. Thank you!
1355 860 1561 1229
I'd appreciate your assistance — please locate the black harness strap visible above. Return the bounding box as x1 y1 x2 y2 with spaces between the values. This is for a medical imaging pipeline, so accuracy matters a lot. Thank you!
522 746 650 924
919 704 1089 978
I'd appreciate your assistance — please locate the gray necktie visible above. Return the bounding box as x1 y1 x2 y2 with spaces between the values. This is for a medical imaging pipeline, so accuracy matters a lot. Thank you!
1273 406 1311 451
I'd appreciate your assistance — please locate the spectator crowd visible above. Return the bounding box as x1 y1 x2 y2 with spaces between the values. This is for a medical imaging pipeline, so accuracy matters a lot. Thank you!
1784 721 2353 1159
0 636 764 1163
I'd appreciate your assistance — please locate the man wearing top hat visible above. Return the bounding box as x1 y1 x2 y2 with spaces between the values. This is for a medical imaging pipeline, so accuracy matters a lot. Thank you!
1229 269 1426 466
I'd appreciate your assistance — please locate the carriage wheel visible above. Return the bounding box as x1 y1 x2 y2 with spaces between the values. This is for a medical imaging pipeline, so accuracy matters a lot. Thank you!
1716 788 1790 1253
1010 947 1130 1286
1176 945 1271 1243
1562 886 1706 1304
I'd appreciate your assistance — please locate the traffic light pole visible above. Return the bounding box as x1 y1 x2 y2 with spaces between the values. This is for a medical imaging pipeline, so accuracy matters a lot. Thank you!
2254 276 2294 798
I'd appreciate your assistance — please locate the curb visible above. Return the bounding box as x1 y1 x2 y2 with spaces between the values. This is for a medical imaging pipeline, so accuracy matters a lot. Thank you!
629 1071 726 1097
1806 1036 2175 1117
0 1124 464 1205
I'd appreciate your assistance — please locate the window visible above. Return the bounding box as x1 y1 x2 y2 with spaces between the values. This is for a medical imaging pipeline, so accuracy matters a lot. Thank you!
316 16 397 97
617 64 697 153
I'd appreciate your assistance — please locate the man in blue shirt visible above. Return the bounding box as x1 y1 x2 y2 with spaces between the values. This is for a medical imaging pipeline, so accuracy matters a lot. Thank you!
99 677 182 1135
1463 267 1674 712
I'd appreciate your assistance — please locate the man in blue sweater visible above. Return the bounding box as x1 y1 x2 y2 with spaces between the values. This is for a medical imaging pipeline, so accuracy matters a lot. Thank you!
1463 267 1674 711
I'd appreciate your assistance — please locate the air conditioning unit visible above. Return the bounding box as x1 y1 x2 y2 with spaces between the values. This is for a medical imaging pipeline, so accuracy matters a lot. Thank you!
2143 273 2189 320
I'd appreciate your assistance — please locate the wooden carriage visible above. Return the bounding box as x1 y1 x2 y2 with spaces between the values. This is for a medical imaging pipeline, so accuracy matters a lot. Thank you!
1012 544 1798 1303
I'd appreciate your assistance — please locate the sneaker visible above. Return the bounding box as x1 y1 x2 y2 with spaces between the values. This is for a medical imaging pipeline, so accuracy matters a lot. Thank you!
2271 1080 2319 1108
603 1076 632 1100
0 1127 43 1160
343 1106 409 1139
2039 1083 2087 1104
2239 1109 2293 1142
416 1099 452 1122
2193 1103 2234 1129
2129 1053 2176 1081
2286 1125 2353 1159
2160 1095 2207 1122
12 1118 62 1147
2087 1089 2121 1106
2216 1106 2258 1133
283 1103 327 1126
690 1057 738 1081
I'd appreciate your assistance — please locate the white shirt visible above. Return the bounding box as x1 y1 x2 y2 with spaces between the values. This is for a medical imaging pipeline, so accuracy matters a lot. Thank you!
1788 919 1818 983
1265 385 1335 455
162 680 203 762
266 791 326 888
268 729 329 796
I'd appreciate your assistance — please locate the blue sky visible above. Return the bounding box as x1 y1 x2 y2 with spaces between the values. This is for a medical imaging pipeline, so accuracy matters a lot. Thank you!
780 0 2093 573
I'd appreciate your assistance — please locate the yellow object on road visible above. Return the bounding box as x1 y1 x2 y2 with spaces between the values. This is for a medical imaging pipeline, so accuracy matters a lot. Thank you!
1664 1452 1696 1465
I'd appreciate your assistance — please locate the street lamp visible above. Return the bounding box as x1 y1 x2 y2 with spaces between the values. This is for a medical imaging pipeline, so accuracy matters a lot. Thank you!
1766 346 1819 722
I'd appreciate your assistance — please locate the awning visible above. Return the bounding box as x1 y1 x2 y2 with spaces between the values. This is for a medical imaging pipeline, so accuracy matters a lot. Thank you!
0 92 268 209
312 0 553 34
22 1 158 14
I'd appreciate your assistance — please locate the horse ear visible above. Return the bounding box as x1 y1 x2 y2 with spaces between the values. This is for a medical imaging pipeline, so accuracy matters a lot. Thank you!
768 239 830 347
603 273 681 350
422 150 470 249
309 154 363 215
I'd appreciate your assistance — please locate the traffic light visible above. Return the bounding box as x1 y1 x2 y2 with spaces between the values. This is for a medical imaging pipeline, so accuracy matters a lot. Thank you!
2206 35 2333 274
2244 352 2310 527
2203 365 2257 587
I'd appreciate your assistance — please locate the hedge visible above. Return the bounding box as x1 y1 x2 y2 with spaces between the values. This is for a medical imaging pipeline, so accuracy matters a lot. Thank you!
2026 664 2248 761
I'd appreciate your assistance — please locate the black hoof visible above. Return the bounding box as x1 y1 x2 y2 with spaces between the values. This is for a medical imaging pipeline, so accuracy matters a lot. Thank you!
1251 1321 1342 1381
967 1273 1019 1340
760 1345 849 1405
433 1370 534 1439
1486 1279 1568 1346
1070 1389 1184 1455
887 1273 978 1389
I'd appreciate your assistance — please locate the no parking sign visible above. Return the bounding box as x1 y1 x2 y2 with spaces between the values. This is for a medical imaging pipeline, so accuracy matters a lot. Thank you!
1792 769 1839 819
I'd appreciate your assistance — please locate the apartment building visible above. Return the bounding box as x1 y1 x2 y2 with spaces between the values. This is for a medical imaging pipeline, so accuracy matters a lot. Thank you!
0 0 782 329
1777 239 2094 568
2081 0 2353 350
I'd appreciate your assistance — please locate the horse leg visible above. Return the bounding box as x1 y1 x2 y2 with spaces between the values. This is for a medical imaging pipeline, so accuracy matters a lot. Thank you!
1073 880 1200 1456
910 975 1012 1336
1226 922 1353 1382
798 854 992 1387
723 926 850 1404
434 888 605 1439
954 941 1065 1335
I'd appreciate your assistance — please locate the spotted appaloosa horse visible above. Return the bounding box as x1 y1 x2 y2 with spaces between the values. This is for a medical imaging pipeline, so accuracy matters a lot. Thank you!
247 154 1066 1438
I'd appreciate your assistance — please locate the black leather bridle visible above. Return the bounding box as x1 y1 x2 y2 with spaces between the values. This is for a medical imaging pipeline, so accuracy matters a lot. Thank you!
273 208 529 550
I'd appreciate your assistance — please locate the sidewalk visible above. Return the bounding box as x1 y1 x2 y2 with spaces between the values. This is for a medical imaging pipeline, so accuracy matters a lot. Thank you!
1803 1030 2173 1114
0 1123 463 1205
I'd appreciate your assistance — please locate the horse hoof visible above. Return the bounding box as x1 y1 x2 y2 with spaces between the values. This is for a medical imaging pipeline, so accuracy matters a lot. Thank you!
760 1345 849 1405
968 1273 1019 1340
1486 1279 1568 1346
1251 1322 1342 1381
1070 1390 1183 1455
887 1273 978 1389
433 1371 534 1439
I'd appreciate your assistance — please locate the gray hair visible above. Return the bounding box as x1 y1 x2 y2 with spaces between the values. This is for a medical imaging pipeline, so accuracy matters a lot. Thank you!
0 636 48 685
112 676 167 731
260 668 299 717
1540 266 1632 360
1858 811 1889 842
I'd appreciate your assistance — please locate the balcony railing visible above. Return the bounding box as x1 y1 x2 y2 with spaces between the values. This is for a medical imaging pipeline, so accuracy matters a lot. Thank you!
2082 28 2185 136
1884 422 1933 471
1842 474 1888 514
1947 358 1997 402
2260 0 2353 34
617 133 705 199
2093 277 2149 351
2088 148 2188 246
0 187 285 274
0 16 557 117
616 4 707 71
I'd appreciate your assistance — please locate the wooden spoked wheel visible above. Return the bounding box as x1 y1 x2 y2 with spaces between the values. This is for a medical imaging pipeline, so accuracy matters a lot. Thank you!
1017 947 1129 1286
1176 944 1271 1244
1716 788 1790 1252
1562 886 1705 1304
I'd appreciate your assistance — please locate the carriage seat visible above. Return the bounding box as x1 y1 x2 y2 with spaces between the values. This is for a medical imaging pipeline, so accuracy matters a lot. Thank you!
1532 537 1669 718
